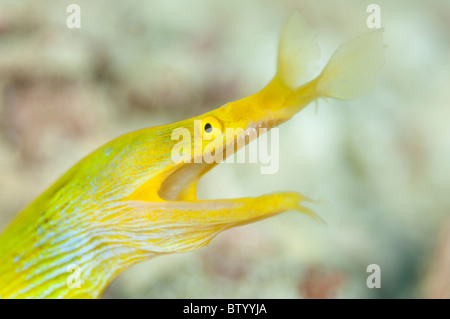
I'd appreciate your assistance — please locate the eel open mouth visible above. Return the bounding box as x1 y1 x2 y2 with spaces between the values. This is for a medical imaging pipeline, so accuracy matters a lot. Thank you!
157 123 275 202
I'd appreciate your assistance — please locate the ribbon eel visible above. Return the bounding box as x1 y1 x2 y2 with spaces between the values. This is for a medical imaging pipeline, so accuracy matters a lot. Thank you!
0 13 384 298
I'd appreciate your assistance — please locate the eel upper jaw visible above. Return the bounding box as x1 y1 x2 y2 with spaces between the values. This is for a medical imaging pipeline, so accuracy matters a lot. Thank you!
157 121 280 202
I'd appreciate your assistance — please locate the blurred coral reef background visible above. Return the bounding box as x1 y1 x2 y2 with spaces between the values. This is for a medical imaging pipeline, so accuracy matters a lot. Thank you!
0 0 449 298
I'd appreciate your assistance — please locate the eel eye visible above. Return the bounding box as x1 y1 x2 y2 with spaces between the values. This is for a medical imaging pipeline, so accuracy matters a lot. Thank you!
201 116 222 139
204 123 213 133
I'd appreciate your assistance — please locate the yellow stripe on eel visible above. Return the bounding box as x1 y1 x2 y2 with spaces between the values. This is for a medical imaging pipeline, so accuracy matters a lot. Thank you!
0 12 385 298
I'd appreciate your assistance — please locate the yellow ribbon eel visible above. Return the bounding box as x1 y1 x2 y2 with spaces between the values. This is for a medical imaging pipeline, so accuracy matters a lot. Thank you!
0 13 385 298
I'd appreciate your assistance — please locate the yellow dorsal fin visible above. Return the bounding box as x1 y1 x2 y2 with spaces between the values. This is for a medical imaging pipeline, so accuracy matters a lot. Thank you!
276 12 320 89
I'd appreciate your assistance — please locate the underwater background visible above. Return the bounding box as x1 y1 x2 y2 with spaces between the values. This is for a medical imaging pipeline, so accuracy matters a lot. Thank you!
0 0 449 298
